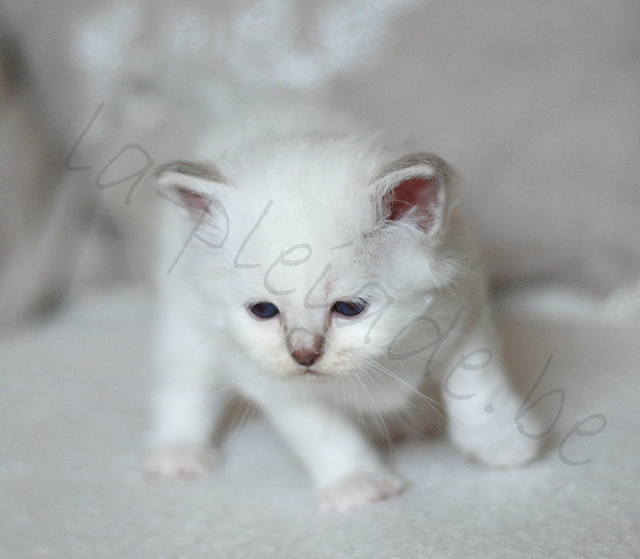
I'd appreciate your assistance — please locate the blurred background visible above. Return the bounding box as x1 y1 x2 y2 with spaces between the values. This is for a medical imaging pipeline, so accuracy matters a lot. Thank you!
1 0 639 330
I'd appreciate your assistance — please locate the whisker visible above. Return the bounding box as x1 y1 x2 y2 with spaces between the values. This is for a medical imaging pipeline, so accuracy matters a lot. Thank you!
227 399 259 444
216 363 266 444
352 368 391 444
346 373 368 434
357 364 427 441
363 358 447 419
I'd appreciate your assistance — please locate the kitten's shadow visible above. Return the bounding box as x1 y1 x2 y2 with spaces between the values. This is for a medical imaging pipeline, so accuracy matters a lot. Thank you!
211 395 263 449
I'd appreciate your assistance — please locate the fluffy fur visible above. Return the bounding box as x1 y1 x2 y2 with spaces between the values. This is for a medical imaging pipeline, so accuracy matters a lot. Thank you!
146 110 539 512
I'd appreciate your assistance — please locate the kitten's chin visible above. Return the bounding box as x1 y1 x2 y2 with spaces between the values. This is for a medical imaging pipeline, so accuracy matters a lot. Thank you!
302 369 328 379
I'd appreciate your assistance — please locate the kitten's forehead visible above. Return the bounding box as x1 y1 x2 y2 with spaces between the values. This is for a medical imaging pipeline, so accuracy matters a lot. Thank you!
227 195 369 320
219 135 389 258
239 224 360 297
214 135 398 309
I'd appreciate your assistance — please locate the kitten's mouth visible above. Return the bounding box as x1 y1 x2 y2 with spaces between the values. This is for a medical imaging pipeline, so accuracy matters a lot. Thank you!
299 368 328 379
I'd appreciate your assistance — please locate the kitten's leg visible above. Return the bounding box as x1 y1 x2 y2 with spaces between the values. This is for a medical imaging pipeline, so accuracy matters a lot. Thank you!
442 310 540 467
264 401 405 512
146 382 221 477
145 311 223 477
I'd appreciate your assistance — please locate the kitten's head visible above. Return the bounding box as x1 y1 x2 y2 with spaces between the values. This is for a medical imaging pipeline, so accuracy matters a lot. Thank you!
156 135 461 381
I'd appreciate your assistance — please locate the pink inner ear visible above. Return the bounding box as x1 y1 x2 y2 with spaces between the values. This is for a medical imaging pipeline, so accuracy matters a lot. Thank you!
388 176 441 231
177 187 211 216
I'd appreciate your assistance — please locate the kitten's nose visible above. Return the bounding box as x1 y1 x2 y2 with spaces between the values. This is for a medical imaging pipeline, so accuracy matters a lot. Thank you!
288 328 323 367
292 348 321 367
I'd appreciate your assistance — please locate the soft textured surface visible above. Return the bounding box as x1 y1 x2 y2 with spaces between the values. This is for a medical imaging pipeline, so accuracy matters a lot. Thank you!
1 289 638 558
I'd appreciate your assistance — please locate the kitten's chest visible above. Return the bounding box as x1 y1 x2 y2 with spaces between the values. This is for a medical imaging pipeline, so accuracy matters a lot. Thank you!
232 353 426 416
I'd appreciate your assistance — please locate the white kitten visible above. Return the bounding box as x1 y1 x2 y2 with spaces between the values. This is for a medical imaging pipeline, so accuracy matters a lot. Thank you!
146 110 540 512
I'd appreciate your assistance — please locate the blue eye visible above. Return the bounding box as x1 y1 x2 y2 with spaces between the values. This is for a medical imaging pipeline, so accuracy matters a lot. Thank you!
249 302 280 319
332 299 367 317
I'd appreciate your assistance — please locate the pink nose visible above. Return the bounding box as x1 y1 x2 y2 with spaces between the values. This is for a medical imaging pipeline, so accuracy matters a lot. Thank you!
291 348 321 367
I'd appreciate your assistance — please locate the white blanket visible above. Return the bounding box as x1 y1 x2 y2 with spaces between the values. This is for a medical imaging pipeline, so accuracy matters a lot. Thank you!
1 289 638 558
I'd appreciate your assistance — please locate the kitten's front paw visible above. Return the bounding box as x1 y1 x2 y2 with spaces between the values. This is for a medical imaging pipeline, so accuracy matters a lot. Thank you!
471 430 539 467
451 418 541 467
145 445 219 478
318 472 405 513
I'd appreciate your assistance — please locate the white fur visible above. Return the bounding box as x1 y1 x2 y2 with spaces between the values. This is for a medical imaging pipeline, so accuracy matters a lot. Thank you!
147 109 540 512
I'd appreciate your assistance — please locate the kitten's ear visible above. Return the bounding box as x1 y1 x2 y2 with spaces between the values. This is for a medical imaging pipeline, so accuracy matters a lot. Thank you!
155 161 228 219
373 153 453 238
